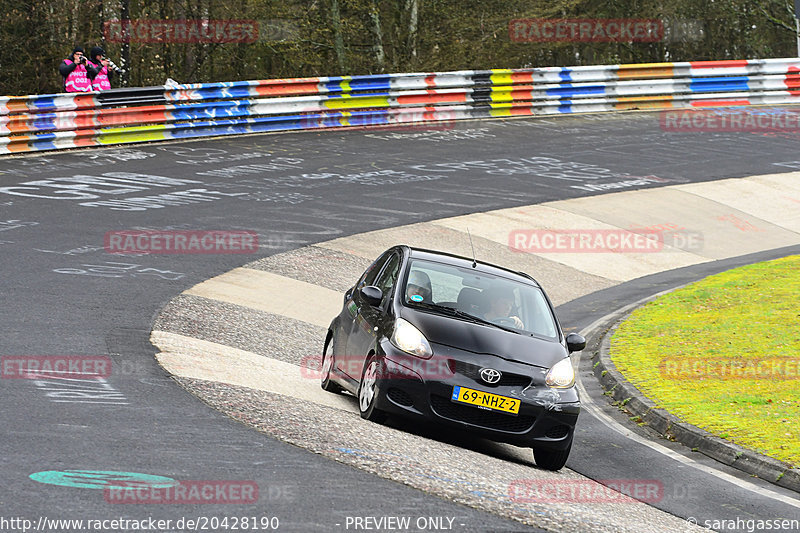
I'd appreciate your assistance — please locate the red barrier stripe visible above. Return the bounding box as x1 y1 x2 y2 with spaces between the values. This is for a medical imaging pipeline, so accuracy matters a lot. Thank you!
689 60 749 69
6 135 32 152
75 133 100 147
254 82 321 96
508 72 535 83
509 89 536 99
507 107 536 116
96 107 170 126
4 100 30 114
73 94 99 109
396 93 467 105
786 67 800 95
4 105 174 133
691 99 751 107
5 120 31 134
95 106 164 126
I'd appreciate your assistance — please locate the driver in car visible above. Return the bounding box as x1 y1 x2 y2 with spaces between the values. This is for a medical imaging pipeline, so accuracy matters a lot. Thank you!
484 287 524 329
405 270 432 303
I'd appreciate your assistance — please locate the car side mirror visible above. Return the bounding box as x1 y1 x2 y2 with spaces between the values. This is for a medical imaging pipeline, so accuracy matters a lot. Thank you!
359 285 383 307
566 333 586 353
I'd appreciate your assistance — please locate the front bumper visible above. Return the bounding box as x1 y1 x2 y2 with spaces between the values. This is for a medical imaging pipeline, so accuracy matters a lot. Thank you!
375 340 580 450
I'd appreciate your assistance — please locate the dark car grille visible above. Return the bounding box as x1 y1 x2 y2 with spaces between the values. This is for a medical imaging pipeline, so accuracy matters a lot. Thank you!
430 395 535 433
545 424 570 439
453 360 532 388
387 387 414 407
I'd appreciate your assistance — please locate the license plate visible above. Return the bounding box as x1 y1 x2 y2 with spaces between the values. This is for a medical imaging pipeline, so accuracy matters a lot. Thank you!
451 386 520 415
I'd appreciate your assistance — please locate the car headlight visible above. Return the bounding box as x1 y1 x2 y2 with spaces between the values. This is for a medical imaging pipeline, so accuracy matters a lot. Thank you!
391 318 433 359
545 358 575 388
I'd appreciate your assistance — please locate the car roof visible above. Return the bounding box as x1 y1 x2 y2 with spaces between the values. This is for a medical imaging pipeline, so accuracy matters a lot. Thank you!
405 246 540 288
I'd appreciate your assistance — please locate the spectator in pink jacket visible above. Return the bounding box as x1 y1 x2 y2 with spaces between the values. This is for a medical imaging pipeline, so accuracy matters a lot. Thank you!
87 46 115 91
59 47 93 92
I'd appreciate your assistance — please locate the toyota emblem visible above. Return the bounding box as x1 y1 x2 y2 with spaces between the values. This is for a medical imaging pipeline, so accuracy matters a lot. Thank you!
479 368 502 384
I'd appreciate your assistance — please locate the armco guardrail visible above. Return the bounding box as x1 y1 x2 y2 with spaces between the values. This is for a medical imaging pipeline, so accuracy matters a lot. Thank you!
2 58 800 154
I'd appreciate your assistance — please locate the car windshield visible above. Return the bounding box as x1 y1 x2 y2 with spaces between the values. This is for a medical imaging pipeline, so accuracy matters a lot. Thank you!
402 259 558 339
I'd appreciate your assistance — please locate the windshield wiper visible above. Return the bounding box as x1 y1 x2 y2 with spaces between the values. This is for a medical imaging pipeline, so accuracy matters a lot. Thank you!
443 306 521 334
410 302 520 334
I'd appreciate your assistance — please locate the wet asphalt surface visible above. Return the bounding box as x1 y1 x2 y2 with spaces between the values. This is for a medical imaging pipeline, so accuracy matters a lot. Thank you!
1 113 799 531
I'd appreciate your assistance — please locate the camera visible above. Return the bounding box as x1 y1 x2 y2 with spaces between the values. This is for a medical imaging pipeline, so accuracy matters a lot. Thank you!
106 59 126 74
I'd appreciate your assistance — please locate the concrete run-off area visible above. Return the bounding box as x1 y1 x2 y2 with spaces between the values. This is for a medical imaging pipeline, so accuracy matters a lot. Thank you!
152 171 800 532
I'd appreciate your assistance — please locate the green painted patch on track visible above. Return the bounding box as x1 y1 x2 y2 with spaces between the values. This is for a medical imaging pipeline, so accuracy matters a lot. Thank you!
611 255 800 467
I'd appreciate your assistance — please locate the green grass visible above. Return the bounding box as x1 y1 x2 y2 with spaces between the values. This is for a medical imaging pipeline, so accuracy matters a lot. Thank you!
611 255 800 467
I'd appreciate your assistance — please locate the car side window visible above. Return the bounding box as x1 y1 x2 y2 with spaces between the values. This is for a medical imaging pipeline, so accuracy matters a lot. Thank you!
373 254 401 305
357 251 393 289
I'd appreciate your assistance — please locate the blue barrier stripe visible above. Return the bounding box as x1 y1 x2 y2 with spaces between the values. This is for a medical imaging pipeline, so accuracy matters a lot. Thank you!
690 78 751 93
142 109 396 135
343 81 393 91
29 140 61 150
27 131 59 142
195 87 257 99
170 105 254 120
320 81 348 92
30 97 59 111
31 117 59 130
323 91 392 99
546 85 606 97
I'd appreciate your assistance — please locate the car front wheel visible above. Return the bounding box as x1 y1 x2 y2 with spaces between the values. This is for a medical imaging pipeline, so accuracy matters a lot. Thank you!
533 436 573 471
358 355 387 423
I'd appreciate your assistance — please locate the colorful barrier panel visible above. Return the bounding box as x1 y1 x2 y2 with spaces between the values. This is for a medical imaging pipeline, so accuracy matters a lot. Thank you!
2 57 800 154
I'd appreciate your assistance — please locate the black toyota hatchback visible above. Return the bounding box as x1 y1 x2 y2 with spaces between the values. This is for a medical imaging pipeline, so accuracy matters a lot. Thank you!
321 246 586 470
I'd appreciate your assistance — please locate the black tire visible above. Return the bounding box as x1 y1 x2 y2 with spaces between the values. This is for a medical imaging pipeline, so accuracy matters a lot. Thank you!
357 354 387 423
320 334 343 393
533 437 573 471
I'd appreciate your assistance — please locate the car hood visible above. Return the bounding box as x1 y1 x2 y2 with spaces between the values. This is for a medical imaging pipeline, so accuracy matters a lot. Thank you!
400 307 566 368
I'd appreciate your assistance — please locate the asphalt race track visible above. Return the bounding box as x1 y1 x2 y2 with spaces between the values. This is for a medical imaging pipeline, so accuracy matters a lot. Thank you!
1 112 799 532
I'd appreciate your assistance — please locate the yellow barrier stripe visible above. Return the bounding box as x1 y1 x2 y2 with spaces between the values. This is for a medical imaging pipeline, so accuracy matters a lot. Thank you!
97 124 170 144
490 73 514 86
323 96 390 109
